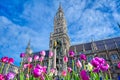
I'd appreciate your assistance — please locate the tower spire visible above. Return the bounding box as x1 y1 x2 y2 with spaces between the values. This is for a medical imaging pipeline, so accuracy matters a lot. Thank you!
26 39 33 54
58 2 62 10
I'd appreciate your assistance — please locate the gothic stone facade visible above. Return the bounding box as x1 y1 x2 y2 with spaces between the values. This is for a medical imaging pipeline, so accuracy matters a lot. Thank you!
22 4 120 79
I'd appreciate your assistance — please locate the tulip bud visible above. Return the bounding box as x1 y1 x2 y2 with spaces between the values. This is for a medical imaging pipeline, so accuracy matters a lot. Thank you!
76 60 82 68
63 56 68 63
49 51 53 58
34 55 39 61
28 57 32 63
61 70 67 77
40 51 46 56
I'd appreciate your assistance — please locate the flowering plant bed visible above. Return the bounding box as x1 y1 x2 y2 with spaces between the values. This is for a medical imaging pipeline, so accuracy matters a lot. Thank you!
0 51 120 80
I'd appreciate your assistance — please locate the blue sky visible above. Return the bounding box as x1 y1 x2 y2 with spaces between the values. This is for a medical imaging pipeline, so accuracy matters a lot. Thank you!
0 0 120 66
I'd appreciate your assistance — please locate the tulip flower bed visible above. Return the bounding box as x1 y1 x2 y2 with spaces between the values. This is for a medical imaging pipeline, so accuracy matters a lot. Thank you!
0 51 120 80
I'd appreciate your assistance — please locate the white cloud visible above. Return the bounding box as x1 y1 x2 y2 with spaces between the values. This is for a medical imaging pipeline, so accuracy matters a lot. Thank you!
0 16 50 65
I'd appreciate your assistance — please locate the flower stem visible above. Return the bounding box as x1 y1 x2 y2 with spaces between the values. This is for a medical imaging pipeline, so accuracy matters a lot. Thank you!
83 60 86 70
0 63 4 73
72 59 74 71
108 68 112 80
6 64 10 74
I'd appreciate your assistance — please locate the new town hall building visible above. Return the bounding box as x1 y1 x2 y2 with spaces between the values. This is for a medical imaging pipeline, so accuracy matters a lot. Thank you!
22 4 120 80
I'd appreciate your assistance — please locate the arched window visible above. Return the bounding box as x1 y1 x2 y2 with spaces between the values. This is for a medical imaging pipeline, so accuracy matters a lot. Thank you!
110 53 119 60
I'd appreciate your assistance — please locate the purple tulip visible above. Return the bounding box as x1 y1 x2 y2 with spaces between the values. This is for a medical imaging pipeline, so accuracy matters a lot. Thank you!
91 57 109 72
6 72 15 80
69 51 75 57
33 65 43 78
90 58 99 67
36 64 43 69
80 70 89 80
94 57 105 64
100 64 109 72
93 66 100 73
33 67 42 78
80 54 87 61
20 53 25 58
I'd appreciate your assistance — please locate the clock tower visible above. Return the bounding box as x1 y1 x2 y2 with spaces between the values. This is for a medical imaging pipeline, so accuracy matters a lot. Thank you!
48 3 70 75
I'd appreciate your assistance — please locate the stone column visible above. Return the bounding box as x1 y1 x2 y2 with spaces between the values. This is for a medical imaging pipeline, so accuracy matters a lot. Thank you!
47 49 52 73
53 48 57 75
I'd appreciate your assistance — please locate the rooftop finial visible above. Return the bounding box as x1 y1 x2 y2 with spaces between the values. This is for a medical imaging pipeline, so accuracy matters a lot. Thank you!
27 39 31 48
58 2 62 11
59 2 61 8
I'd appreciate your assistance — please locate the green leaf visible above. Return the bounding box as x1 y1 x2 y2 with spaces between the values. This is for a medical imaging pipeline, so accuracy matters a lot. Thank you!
20 72 24 80
105 73 108 80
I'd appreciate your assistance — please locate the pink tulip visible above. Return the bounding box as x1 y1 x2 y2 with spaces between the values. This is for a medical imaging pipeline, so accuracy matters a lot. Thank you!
67 67 72 73
1 57 8 63
40 74 45 80
28 57 32 63
39 56 44 62
40 51 46 56
61 70 67 77
24 64 28 69
34 55 39 61
26 74 29 78
50 68 55 74
43 66 47 73
0 74 5 80
8 58 14 64
63 56 68 63
27 64 33 69
76 60 82 68
118 62 120 69
49 51 53 58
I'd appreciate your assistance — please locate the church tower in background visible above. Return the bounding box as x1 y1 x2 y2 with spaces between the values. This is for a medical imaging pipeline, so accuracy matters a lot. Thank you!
48 3 70 75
